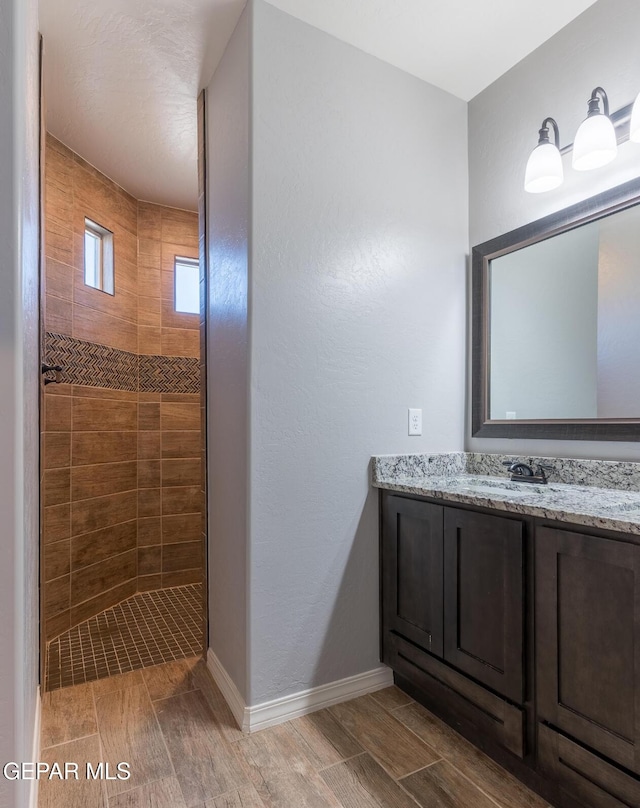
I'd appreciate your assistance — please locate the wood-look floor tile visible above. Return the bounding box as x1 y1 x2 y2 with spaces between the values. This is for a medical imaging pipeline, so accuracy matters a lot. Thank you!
154 689 249 806
235 724 315 782
328 695 439 779
288 709 363 770
191 662 245 744
107 776 187 808
370 687 413 714
95 684 171 797
92 670 145 697
39 735 106 808
235 724 340 808
142 658 198 701
321 753 418 808
205 787 265 808
253 771 341 808
400 760 496 808
392 703 550 808
41 682 96 748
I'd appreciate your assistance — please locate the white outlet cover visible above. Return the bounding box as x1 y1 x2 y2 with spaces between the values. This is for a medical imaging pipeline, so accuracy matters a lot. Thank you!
408 408 422 436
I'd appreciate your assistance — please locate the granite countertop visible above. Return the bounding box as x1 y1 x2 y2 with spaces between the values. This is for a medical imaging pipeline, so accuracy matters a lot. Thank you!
371 452 640 536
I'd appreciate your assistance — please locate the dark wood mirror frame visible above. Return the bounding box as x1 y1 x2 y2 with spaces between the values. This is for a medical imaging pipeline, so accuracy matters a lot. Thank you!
472 174 640 441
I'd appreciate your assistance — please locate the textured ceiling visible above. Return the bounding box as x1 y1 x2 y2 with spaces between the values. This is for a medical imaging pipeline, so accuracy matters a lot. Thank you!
40 0 598 210
40 0 246 211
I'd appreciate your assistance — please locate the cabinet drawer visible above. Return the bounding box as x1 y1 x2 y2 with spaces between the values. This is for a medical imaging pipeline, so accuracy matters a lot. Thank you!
388 633 525 758
538 724 640 808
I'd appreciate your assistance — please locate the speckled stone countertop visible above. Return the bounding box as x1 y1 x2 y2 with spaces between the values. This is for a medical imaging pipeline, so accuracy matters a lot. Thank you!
371 452 640 536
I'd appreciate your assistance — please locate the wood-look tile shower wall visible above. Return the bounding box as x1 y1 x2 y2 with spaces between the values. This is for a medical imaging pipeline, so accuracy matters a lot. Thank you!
42 135 203 642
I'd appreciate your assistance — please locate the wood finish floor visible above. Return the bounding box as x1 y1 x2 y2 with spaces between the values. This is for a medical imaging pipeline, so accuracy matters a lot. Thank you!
38 657 551 808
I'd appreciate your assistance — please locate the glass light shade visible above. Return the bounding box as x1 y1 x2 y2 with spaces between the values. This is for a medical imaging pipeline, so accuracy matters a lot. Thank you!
524 142 563 193
572 114 617 170
629 91 640 143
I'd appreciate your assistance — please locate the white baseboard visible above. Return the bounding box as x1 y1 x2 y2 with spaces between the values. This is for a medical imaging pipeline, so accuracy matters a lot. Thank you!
206 649 393 734
29 686 41 808
206 649 250 732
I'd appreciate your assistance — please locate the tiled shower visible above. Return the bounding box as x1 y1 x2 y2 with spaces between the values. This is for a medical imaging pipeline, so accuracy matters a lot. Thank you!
42 135 206 689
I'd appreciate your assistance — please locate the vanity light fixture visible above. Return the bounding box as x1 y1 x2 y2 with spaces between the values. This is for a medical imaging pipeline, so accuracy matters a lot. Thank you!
524 117 563 193
572 87 618 171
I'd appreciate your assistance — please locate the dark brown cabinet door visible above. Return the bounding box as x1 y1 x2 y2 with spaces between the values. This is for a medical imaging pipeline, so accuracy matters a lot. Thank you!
443 509 525 704
382 496 444 657
536 526 640 776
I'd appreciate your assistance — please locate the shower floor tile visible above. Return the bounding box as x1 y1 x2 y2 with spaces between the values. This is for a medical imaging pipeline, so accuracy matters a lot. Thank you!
45 583 204 691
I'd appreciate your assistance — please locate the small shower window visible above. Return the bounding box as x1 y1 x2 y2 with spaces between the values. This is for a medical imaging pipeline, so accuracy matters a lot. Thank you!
174 257 200 314
84 218 114 295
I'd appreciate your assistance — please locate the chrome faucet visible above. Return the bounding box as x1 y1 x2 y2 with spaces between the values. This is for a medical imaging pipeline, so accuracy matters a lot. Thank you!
502 460 553 484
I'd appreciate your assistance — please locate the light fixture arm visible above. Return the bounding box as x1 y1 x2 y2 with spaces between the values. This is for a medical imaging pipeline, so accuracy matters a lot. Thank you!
538 117 560 148
587 87 609 117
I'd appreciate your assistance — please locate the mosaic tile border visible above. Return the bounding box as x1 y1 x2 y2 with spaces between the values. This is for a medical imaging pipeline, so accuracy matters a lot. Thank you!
139 353 200 394
45 583 204 691
45 332 199 394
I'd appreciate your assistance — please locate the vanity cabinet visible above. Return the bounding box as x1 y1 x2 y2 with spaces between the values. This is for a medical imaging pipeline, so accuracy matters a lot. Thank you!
381 494 526 757
536 526 640 801
380 491 640 808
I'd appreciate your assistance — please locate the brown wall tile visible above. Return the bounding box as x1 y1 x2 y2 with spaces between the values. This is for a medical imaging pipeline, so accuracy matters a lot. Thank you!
162 514 200 544
138 574 162 592
138 326 162 355
44 433 71 469
138 517 161 546
73 305 138 353
162 569 201 588
71 549 137 606
162 541 202 573
72 386 138 402
72 431 137 465
72 490 137 536
162 431 200 458
46 258 74 301
138 296 161 327
44 468 71 507
161 327 200 358
73 397 137 432
138 488 161 518
162 486 200 516
70 578 137 628
162 458 200 488
43 504 71 544
71 461 137 501
138 460 161 489
138 546 161 575
161 402 200 431
46 610 71 642
139 403 160 431
45 394 72 431
161 299 199 331
138 432 161 460
45 293 72 335
44 540 71 582
45 575 70 615
72 520 137 571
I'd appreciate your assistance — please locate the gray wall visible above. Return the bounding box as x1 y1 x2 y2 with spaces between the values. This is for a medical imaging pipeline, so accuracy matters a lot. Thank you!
0 0 40 804
468 0 640 459
205 5 251 699
249 0 467 704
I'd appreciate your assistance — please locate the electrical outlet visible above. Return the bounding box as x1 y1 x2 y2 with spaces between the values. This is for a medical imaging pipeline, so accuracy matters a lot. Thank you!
506 411 517 420
408 408 422 436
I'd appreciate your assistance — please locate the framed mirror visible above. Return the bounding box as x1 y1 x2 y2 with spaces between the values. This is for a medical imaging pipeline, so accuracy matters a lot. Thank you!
472 175 640 441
